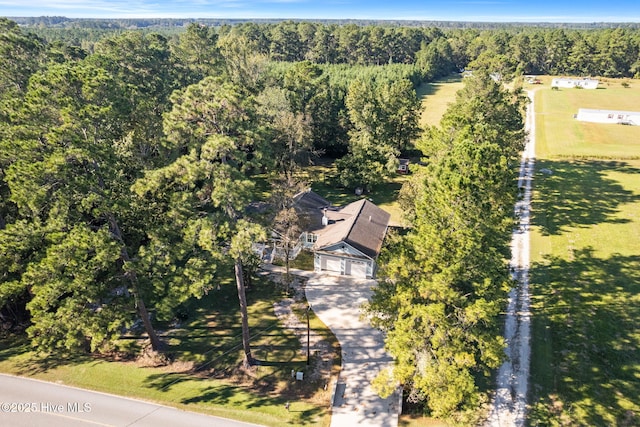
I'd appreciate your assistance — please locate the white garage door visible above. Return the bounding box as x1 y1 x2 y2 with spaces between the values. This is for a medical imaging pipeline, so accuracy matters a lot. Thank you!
321 256 342 273
346 260 368 278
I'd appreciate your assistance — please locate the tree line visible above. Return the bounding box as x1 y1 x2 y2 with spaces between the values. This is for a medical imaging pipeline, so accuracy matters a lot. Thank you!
366 74 527 423
13 16 640 30
0 18 422 361
222 22 640 78
22 20 640 79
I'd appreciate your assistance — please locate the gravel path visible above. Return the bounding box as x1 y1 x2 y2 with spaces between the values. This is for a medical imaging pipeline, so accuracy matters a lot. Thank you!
487 90 536 427
272 276 334 384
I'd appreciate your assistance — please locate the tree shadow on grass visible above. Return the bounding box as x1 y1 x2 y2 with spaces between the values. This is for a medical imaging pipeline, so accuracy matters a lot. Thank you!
532 160 640 236
368 180 404 206
0 334 101 375
415 73 463 98
286 407 324 426
180 382 323 426
0 335 30 362
143 371 200 392
529 248 640 426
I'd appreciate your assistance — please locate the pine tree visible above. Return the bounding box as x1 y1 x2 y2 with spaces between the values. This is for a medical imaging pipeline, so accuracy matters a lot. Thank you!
367 72 526 420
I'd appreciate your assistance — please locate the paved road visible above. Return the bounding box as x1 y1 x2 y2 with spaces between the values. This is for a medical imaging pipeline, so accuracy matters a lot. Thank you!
305 273 401 427
0 373 261 427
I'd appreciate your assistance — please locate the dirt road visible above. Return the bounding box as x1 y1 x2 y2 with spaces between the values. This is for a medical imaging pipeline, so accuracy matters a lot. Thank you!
486 90 536 427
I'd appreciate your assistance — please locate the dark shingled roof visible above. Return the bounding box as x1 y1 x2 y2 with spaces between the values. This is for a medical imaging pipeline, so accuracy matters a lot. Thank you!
293 190 331 211
315 199 390 259
291 190 332 231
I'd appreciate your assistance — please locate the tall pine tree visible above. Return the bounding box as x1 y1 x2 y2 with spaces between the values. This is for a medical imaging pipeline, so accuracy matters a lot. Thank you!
367 72 526 421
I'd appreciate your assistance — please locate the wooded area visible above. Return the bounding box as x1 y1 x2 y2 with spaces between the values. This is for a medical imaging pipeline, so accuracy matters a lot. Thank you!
15 18 640 78
1 16 639 422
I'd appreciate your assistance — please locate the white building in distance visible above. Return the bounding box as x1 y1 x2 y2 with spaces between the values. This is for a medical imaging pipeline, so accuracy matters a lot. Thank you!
552 77 599 89
575 108 640 125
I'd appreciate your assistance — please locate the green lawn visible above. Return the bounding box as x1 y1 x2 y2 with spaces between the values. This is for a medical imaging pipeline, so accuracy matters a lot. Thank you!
535 83 640 159
528 82 640 426
416 74 464 128
0 271 339 427
399 415 450 427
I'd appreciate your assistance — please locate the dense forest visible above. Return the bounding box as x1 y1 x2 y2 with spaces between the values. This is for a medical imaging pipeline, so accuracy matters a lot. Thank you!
0 16 638 421
12 18 640 78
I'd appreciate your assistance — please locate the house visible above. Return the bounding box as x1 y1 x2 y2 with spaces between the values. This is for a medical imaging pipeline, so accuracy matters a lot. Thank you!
575 108 640 125
263 190 391 278
551 77 599 89
397 158 410 174
267 190 390 279
261 190 331 263
308 198 390 279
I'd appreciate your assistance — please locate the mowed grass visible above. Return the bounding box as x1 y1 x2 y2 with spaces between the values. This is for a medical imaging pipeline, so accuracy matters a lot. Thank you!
416 74 464 128
0 271 338 427
528 81 640 426
535 80 640 159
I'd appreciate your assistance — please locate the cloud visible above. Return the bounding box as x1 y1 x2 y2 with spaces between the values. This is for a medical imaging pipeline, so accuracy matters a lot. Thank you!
2 0 152 14
1 0 258 18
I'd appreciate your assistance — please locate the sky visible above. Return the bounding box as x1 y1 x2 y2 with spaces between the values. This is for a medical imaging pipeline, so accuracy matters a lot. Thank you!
2 0 640 23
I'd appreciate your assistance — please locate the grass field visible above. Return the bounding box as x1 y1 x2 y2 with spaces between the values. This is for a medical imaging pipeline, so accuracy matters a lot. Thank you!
534 81 640 159
416 74 464 128
528 81 640 426
0 271 338 426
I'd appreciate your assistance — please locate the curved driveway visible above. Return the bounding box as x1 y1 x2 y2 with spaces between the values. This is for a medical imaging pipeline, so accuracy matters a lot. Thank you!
305 273 401 427
0 373 261 427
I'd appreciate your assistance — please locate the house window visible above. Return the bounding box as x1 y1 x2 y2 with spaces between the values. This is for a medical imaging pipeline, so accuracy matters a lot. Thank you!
608 114 614 119
618 114 624 120
306 233 317 244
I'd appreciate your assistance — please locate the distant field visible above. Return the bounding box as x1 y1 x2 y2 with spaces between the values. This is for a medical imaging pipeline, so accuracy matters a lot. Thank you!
416 74 464 128
528 81 640 426
534 81 640 159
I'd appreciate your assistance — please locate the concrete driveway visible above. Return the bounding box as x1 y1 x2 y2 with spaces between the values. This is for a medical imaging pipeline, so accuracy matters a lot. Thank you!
305 273 401 427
